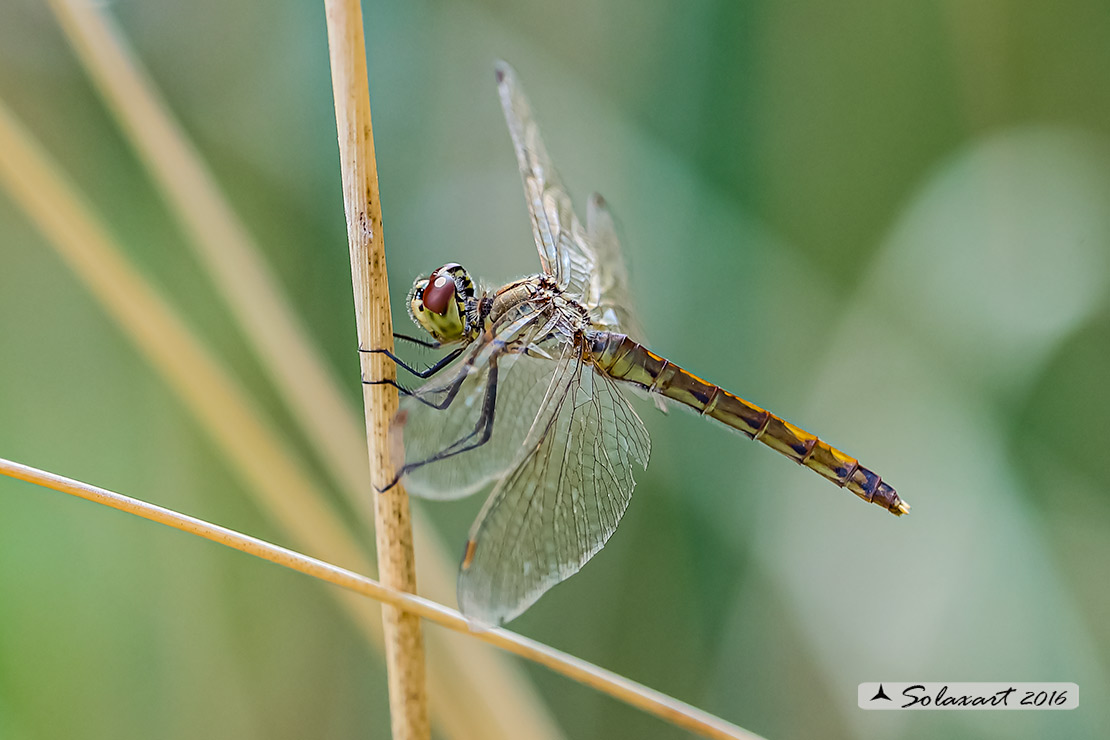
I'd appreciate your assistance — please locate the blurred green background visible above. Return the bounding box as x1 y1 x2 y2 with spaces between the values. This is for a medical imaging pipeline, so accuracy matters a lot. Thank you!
2 1 1109 738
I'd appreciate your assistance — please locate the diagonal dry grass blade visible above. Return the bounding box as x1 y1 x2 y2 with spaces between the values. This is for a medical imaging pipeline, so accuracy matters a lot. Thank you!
0 89 380 632
1 455 767 740
43 2 563 738
0 95 540 740
43 0 377 532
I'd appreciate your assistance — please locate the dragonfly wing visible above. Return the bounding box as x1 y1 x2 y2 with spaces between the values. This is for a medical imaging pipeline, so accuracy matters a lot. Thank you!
585 192 645 339
395 310 565 500
587 193 668 411
496 61 596 300
457 353 651 625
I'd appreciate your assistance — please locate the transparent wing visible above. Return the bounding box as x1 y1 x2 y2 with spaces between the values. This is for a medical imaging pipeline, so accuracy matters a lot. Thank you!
496 61 596 300
394 308 568 500
457 353 651 625
585 192 644 339
587 194 666 412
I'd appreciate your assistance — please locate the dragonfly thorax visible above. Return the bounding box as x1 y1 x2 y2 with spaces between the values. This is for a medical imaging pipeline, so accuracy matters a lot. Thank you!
407 263 480 344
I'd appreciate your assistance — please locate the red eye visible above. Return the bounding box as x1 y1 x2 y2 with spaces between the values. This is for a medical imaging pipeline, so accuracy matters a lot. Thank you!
422 271 456 315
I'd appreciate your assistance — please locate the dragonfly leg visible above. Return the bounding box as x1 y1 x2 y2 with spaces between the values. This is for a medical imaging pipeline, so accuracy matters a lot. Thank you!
361 377 417 397
361 345 475 409
377 349 502 491
391 332 442 349
358 332 441 350
360 344 465 379
361 374 468 408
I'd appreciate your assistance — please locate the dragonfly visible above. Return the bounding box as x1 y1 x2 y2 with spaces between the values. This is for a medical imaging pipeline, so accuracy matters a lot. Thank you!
364 62 909 626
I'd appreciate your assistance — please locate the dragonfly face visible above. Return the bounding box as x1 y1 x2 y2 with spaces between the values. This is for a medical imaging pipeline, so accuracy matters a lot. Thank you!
407 262 479 345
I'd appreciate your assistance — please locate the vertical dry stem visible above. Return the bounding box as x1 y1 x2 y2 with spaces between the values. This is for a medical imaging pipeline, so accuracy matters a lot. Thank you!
323 2 429 738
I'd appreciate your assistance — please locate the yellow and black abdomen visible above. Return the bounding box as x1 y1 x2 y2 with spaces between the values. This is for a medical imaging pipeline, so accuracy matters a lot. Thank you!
589 331 908 516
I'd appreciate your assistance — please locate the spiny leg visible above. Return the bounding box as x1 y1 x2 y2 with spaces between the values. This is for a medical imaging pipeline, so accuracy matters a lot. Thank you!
362 346 465 379
357 332 441 355
391 332 442 349
362 376 419 399
378 350 502 491
362 355 469 408
366 328 506 414
359 334 463 379
359 332 466 401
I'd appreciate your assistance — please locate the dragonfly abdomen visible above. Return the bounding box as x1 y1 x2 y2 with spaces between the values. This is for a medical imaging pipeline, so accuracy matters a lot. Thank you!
589 332 908 516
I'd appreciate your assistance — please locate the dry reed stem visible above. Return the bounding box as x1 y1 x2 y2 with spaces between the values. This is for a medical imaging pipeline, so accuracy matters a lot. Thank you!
0 456 766 740
323 1 429 737
43 3 563 738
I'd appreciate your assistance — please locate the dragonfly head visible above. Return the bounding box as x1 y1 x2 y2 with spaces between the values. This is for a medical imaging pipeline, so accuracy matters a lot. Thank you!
408 263 477 344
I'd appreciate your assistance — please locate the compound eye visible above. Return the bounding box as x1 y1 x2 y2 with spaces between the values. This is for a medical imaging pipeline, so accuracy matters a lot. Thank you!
422 270 456 315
